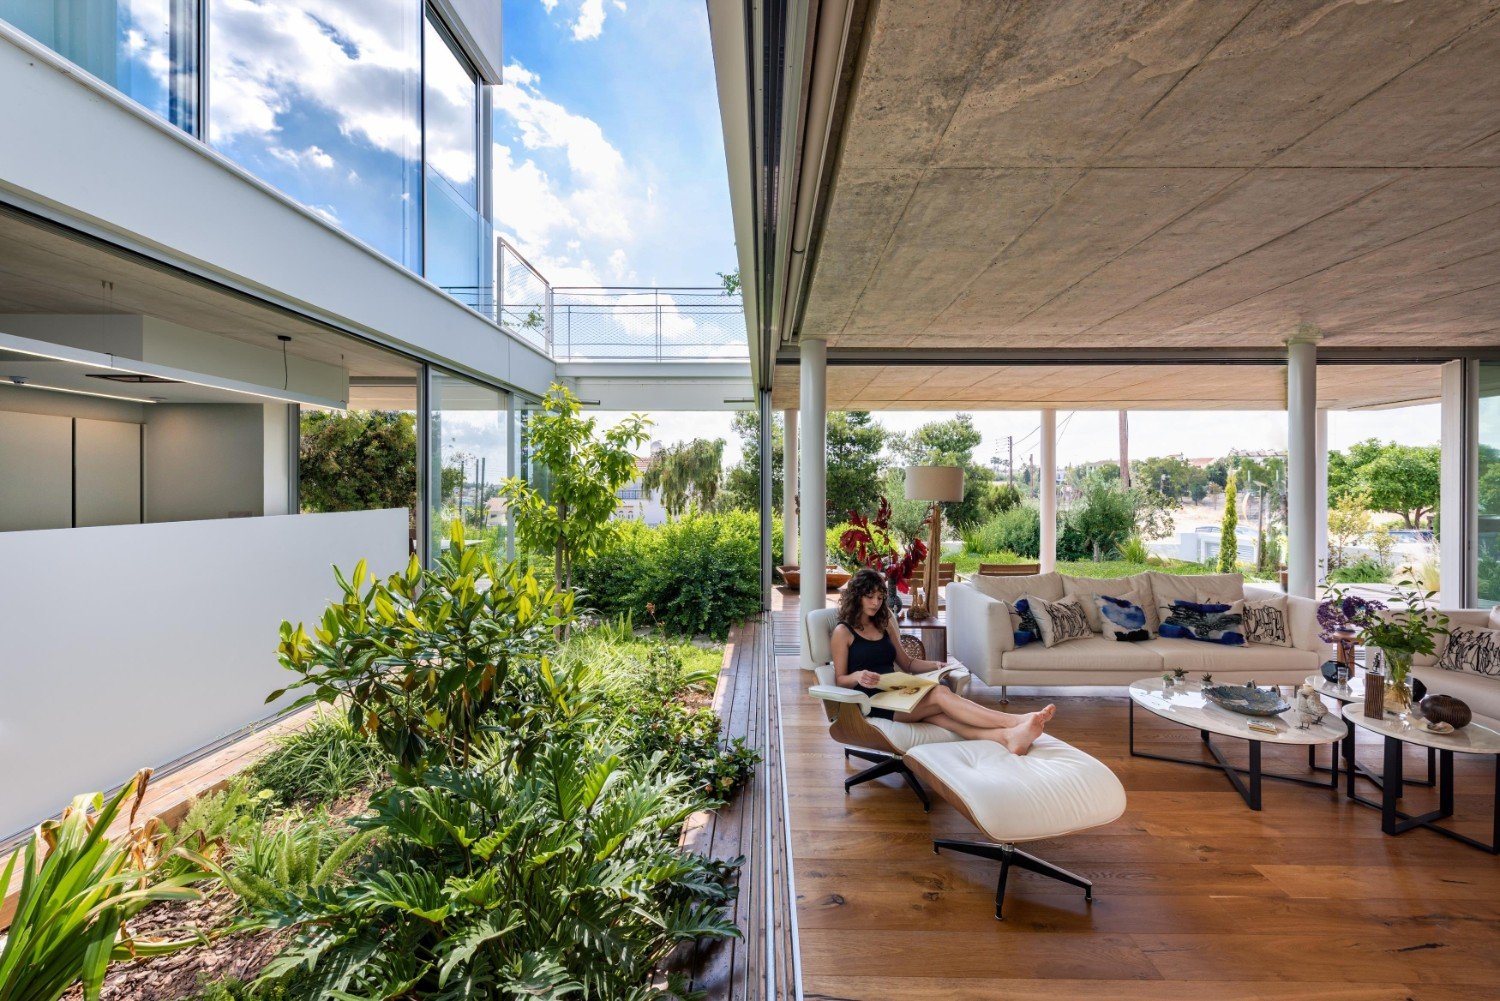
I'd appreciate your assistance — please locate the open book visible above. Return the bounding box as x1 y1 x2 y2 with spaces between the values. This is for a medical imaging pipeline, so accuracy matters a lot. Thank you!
863 665 961 714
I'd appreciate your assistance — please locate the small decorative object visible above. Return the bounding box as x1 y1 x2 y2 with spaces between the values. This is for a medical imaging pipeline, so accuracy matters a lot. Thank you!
1200 673 1213 685
886 574 904 614
1320 659 1342 683
1421 720 1455 735
1318 593 1388 644
1203 683 1291 717
1161 671 1175 688
1419 694 1472 730
1171 666 1188 681
1362 657 1386 720
1293 684 1329 730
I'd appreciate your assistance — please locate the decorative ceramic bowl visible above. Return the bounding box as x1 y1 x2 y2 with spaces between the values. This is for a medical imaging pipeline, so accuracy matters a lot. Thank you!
1419 694 1472 729
1202 684 1292 717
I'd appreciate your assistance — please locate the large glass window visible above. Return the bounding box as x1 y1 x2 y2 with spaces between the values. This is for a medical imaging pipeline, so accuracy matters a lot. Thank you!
0 0 195 128
422 13 485 309
207 0 422 269
1477 364 1500 606
428 369 507 561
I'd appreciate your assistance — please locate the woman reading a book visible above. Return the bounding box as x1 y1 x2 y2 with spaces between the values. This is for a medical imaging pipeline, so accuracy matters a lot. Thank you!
832 568 1054 755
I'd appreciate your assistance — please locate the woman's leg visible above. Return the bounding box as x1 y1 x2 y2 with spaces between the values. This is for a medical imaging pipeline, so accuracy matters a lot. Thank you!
923 685 1055 730
911 712 1047 755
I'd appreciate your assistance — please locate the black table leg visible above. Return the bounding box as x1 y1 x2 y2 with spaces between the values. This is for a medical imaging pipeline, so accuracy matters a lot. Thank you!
1381 735 1404 835
1351 742 1499 854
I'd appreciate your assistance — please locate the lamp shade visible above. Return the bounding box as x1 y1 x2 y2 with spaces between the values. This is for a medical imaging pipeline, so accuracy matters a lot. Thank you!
904 465 964 502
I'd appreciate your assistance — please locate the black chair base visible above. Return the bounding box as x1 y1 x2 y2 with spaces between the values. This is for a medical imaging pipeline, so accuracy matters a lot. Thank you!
933 837 1093 920
843 747 930 811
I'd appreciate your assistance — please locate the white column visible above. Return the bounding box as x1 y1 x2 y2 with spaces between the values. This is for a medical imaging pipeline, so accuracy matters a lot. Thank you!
783 408 799 569
1039 409 1057 572
799 341 828 665
1287 335 1318 598
1440 360 1475 605
1315 408 1329 587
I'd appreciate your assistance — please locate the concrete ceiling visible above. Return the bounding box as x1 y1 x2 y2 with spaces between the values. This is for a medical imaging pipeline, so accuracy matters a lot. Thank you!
795 0 1500 392
770 361 1443 411
0 209 416 379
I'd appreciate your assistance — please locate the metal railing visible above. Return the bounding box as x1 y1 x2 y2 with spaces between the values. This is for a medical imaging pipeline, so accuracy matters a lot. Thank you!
550 286 747 361
496 238 552 354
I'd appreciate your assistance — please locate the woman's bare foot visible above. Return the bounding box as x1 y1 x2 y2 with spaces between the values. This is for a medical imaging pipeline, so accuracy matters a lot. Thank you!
1036 703 1057 724
997 712 1048 755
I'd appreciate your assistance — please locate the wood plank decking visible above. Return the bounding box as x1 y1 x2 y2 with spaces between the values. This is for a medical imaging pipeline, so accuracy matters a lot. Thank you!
774 588 1500 1000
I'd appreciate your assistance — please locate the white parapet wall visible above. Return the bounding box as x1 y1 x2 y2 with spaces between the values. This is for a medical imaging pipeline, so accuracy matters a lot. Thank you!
0 508 408 838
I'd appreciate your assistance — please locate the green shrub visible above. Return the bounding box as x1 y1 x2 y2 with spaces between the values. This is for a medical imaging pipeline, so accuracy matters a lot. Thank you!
224 813 374 917
248 712 384 807
158 777 272 879
573 519 658 617
1328 555 1392 584
187 974 311 1001
246 737 737 999
965 505 1042 558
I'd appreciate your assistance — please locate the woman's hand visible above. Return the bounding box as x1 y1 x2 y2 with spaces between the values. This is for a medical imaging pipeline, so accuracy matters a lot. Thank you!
855 670 881 688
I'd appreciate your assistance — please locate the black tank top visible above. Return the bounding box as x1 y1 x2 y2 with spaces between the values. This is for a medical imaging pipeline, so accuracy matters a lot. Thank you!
844 625 898 697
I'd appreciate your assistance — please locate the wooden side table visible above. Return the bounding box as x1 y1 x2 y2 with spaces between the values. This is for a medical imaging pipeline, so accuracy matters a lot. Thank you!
895 607 948 663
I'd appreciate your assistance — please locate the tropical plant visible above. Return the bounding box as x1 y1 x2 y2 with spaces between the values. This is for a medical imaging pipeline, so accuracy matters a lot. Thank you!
272 521 574 770
157 777 272 879
1118 535 1152 564
248 711 385 806
245 738 738 999
223 813 374 917
498 383 650 594
0 770 207 1001
1327 555 1393 584
1218 472 1239 573
298 411 417 522
840 497 927 594
641 437 725 516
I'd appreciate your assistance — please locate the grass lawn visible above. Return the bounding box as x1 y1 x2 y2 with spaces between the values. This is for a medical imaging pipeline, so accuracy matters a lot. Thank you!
950 551 1272 582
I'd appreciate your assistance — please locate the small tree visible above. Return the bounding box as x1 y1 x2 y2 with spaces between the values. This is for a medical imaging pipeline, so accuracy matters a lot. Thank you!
498 384 650 594
1327 492 1374 571
1218 473 1239 572
1068 477 1136 562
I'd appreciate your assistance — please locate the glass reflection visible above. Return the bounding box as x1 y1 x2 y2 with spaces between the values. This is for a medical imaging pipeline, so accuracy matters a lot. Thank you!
1477 364 1500 607
1 0 190 127
429 369 507 562
207 0 421 268
422 15 484 309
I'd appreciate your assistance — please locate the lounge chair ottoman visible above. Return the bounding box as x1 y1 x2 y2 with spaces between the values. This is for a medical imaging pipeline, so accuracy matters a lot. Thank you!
905 735 1127 919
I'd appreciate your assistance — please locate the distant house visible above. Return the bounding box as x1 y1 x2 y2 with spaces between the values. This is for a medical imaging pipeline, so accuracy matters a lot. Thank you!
614 443 670 526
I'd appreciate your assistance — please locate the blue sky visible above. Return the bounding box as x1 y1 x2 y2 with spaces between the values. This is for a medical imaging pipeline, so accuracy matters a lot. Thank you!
494 0 736 286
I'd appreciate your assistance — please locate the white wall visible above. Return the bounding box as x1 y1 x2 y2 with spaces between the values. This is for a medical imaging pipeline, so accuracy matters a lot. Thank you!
75 418 141 526
0 410 70 530
145 404 265 521
0 509 408 838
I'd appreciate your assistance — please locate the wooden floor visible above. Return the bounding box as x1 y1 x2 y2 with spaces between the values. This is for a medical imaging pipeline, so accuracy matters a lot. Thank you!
774 590 1500 1001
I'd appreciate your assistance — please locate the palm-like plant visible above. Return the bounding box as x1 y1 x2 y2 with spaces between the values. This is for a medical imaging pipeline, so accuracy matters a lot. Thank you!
0 770 208 1001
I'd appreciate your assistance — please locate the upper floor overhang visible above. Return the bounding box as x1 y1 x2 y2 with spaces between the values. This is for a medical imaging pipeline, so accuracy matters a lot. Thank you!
711 1 1500 408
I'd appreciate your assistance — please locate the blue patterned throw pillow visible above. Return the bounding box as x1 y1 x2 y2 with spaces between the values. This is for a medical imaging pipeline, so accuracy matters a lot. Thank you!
1161 598 1246 646
1094 592 1150 643
1012 598 1041 645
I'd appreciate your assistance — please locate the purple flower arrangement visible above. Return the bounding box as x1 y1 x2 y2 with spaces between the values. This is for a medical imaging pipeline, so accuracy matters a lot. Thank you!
1317 593 1387 642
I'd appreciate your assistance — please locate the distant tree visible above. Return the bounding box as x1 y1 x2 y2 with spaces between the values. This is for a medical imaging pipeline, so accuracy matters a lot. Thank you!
1067 477 1136 561
1327 492 1374 571
890 413 990 529
1218 473 1239 573
642 438 725 517
717 268 741 296
300 411 417 523
722 410 782 514
1328 439 1439 527
826 412 888 527
1132 455 1205 502
498 384 650 595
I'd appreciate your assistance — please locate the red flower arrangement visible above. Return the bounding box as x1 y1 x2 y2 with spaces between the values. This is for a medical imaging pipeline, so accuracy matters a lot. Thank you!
839 497 928 593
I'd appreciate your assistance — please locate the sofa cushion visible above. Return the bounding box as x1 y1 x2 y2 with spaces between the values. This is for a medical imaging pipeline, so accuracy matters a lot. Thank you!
1002 635 1164 674
1095 589 1152 642
1147 571 1244 626
1027 594 1092 647
1144 638 1318 677
1434 624 1500 679
1243 595 1292 647
1160 598 1246 646
906 736 1127 843
971 571 1064 605
867 717 966 753
1063 574 1150 631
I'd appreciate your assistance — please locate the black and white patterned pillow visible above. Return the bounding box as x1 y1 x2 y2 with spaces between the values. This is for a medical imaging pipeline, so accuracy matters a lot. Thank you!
1243 596 1292 647
1026 594 1092 648
1435 625 1500 677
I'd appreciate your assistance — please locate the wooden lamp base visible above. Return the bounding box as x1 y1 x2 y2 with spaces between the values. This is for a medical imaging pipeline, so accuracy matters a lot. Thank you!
906 502 942 620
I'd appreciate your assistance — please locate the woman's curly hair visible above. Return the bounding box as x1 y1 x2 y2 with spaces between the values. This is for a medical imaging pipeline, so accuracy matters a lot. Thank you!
838 567 891 632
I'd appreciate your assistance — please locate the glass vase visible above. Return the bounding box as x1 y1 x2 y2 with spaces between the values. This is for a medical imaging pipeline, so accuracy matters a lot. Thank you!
1382 648 1414 714
886 576 903 614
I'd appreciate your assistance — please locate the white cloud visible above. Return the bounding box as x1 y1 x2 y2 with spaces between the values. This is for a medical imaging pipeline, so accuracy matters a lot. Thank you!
270 144 336 170
573 0 608 40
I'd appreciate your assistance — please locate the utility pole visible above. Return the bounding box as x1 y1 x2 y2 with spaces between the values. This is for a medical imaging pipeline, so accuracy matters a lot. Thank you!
1118 411 1131 489
1007 435 1014 488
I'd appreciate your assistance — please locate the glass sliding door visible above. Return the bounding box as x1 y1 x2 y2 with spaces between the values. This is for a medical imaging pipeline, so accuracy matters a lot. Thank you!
1476 363 1500 606
428 368 507 562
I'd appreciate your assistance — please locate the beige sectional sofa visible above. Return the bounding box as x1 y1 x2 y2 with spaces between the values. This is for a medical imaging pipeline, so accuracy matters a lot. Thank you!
1412 608 1500 721
947 570 1325 696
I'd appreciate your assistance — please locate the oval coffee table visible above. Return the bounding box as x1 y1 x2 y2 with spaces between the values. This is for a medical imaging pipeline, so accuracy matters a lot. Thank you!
1303 673 1435 791
1345 709 1500 854
1129 677 1346 811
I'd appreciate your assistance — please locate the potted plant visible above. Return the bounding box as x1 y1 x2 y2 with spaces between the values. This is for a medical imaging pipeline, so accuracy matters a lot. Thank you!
1323 581 1447 713
840 497 927 612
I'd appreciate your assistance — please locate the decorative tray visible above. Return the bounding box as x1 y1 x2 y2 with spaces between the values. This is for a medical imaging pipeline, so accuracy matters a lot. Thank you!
1202 684 1291 717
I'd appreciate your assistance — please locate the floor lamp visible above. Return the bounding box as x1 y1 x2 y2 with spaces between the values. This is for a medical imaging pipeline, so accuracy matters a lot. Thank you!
904 465 964 620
